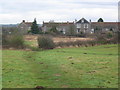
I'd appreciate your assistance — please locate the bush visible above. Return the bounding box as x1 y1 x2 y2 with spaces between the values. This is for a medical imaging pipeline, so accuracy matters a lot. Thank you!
109 34 118 44
9 35 25 48
107 32 113 39
2 34 25 49
56 42 65 47
2 34 9 46
95 34 106 41
37 36 55 49
27 30 31 34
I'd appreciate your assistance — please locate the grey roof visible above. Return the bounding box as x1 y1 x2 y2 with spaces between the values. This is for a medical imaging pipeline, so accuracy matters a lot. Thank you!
76 18 89 23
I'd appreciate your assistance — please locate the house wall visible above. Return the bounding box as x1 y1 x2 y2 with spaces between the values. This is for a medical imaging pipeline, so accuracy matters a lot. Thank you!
42 22 75 35
91 23 118 33
75 23 91 34
18 23 29 34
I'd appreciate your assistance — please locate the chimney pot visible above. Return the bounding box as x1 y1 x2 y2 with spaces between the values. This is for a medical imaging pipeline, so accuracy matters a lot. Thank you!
22 20 25 22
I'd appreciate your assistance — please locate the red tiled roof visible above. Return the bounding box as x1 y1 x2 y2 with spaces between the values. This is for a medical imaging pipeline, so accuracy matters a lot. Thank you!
24 22 32 26
92 22 120 25
43 22 74 26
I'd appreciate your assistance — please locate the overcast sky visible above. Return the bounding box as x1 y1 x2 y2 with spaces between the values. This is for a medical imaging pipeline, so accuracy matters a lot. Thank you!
0 0 119 24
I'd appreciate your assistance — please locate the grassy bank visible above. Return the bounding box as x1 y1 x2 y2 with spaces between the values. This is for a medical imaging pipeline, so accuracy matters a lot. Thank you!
2 44 118 88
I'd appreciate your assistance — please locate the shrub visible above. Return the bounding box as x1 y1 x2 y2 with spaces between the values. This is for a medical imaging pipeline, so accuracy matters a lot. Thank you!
2 34 9 46
37 36 55 49
28 30 31 34
95 34 106 41
8 34 25 48
2 34 25 49
109 34 118 44
107 32 113 39
56 42 65 47
74 40 81 46
64 42 71 47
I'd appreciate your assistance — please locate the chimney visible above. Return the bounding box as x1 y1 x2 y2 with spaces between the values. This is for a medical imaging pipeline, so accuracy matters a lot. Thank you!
89 19 91 22
22 20 25 23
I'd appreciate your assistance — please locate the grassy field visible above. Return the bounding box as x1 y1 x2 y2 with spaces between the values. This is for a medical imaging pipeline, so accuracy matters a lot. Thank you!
2 44 118 88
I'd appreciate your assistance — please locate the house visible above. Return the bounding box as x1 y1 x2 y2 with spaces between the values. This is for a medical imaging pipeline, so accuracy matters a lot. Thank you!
75 18 119 34
75 18 91 34
91 22 119 34
42 21 75 35
42 18 92 35
42 18 119 35
18 18 119 35
18 20 42 34
18 20 32 34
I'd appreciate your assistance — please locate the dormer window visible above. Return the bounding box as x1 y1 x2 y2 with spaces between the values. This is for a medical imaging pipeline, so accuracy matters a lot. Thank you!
82 20 84 23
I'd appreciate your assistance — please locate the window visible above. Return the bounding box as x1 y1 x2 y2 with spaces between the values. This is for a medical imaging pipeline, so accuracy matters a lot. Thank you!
105 28 109 31
91 29 94 32
82 20 84 23
86 24 88 28
77 29 80 33
63 28 66 34
76 24 81 28
84 24 88 28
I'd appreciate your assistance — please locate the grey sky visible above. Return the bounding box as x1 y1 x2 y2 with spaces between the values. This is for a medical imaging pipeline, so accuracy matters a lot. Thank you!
0 0 119 24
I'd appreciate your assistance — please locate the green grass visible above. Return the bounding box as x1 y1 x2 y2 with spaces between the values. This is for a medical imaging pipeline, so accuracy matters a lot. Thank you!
24 40 37 47
2 44 118 88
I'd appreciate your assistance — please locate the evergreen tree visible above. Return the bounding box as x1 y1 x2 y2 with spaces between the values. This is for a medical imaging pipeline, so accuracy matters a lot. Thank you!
31 18 39 34
98 18 104 22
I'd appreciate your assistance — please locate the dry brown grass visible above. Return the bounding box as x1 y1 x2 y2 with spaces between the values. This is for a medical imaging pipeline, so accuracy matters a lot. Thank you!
24 35 38 42
24 35 93 43
53 37 93 43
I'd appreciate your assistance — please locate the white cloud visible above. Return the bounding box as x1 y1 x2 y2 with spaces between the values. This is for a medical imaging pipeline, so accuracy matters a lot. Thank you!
0 0 119 24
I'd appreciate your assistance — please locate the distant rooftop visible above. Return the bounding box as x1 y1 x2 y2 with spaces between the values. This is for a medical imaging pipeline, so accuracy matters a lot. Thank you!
76 18 89 23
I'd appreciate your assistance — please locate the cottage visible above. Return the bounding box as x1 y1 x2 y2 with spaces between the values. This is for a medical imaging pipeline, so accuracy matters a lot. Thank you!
18 20 32 34
42 18 92 35
75 18 91 34
91 22 119 33
42 21 75 35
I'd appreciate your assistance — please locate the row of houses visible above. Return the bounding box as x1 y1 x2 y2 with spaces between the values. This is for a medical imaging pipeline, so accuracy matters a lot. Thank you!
15 18 120 35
